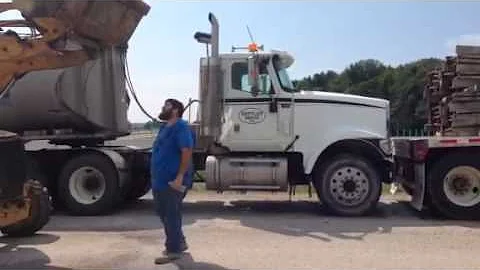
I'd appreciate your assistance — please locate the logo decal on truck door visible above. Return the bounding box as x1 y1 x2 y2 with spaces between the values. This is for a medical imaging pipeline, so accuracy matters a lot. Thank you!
239 108 265 124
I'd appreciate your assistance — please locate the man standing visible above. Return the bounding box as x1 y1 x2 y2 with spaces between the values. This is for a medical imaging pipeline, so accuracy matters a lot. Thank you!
150 99 194 264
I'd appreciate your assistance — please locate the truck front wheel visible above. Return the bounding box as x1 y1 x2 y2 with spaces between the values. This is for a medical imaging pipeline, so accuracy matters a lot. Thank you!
427 153 480 220
57 153 120 216
314 154 381 216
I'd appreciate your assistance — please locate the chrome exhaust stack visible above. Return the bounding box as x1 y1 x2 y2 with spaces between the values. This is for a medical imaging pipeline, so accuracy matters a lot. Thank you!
194 13 223 149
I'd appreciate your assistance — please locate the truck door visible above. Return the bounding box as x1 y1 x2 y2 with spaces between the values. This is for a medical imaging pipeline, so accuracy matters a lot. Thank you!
219 60 293 152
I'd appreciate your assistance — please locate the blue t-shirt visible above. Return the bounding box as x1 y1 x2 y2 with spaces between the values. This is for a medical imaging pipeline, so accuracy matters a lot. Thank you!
150 119 195 191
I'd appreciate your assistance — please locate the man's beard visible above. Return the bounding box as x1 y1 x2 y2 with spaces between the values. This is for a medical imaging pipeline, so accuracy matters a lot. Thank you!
158 109 172 120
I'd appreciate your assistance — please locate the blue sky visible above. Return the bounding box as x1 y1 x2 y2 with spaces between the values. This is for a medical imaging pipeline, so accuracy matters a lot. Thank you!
2 1 480 122
127 1 480 122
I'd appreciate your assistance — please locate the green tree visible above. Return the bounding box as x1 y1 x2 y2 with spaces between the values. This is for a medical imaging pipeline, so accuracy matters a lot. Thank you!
144 120 162 130
293 58 443 132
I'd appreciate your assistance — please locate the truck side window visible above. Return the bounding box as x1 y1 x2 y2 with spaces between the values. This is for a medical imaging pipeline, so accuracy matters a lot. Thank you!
231 62 272 95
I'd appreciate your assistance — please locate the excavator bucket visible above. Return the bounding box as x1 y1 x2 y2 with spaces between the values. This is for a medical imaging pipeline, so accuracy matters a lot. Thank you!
6 0 150 46
0 0 150 95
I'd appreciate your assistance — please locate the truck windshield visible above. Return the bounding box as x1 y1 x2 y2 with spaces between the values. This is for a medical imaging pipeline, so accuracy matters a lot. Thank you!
273 56 297 93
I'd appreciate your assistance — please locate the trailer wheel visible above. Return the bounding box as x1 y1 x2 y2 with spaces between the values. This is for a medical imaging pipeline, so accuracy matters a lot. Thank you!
314 154 381 216
57 153 120 216
125 175 151 201
427 153 480 220
1 184 51 237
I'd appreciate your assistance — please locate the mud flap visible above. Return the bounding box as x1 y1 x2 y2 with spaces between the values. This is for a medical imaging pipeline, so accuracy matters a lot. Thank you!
411 163 426 211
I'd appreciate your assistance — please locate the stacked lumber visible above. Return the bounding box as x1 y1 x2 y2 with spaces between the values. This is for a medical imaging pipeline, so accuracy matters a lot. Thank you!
424 45 480 136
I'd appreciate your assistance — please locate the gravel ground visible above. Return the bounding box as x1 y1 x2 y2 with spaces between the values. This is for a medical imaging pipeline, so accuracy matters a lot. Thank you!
12 134 480 269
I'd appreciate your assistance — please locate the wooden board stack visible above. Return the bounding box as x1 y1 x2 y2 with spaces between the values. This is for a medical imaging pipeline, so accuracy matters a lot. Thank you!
424 45 480 136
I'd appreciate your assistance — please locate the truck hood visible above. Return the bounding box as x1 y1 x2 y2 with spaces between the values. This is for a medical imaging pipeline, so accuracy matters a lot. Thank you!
293 90 389 109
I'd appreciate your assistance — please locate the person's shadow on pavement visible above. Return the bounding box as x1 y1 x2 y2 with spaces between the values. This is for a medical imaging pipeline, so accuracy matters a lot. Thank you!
0 233 70 269
173 253 234 270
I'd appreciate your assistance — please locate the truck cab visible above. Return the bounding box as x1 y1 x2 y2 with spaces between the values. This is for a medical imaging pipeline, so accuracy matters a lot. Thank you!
215 51 296 152
193 13 392 217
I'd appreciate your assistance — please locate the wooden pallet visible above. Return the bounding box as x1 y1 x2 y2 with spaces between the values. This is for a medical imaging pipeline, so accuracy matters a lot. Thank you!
424 45 480 136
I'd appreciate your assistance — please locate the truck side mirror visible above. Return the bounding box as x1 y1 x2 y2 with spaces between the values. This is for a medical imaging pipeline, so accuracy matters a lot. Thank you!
248 55 259 96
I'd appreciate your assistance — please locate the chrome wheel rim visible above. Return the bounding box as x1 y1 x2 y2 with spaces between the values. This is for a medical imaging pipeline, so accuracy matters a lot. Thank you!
329 166 370 207
68 166 106 205
443 166 480 207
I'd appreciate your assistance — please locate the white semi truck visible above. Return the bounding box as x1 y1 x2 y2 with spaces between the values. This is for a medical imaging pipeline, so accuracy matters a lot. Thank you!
0 9 392 217
190 13 392 217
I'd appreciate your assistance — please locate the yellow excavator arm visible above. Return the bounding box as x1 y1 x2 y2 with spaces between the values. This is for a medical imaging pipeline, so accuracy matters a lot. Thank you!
0 0 150 95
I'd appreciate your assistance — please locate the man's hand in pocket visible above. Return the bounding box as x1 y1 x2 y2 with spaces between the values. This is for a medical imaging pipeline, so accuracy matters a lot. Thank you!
169 176 186 192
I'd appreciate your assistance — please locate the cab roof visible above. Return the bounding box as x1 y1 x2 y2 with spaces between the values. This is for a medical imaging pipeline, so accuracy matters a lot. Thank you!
216 50 295 68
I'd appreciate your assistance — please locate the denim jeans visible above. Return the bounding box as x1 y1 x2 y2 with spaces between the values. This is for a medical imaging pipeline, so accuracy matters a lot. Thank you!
153 187 187 253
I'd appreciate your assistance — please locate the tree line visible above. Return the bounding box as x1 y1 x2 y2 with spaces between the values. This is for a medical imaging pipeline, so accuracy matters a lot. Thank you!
292 58 443 133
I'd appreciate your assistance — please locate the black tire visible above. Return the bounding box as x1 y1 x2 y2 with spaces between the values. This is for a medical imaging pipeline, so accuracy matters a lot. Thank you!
57 153 120 216
313 154 381 216
426 153 480 220
124 175 151 201
25 156 62 212
25 156 48 188
1 185 51 237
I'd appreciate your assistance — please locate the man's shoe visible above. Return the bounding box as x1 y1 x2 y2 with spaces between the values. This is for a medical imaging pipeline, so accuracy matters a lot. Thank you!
162 243 188 256
180 242 189 252
154 252 183 265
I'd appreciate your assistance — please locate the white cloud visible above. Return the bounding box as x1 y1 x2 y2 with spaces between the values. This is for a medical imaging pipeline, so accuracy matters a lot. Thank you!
446 34 480 54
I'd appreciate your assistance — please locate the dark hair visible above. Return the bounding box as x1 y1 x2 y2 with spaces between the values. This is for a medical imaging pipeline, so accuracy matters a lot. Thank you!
166 98 185 117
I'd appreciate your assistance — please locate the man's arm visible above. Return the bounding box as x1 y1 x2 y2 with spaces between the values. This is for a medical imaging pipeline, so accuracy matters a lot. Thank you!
170 123 194 191
175 147 193 182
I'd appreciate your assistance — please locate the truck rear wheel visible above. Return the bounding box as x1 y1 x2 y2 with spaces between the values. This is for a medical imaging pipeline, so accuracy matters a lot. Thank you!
125 175 151 201
427 153 480 220
57 153 120 216
314 154 381 216
1 185 51 237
